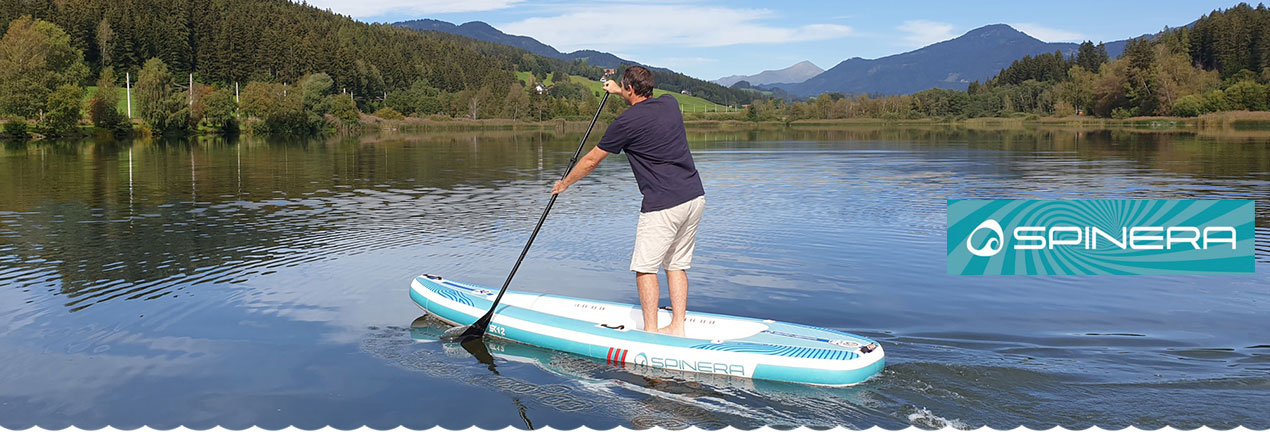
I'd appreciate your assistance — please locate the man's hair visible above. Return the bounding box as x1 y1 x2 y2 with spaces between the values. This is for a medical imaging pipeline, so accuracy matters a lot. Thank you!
621 66 654 98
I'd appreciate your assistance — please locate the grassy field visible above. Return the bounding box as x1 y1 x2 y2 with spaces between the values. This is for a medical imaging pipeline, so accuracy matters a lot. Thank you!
84 86 133 116
515 71 553 87
567 76 739 113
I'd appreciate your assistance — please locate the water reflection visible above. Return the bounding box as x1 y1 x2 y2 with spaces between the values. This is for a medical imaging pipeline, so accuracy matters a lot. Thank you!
0 131 605 313
403 315 900 429
0 125 1267 428
445 329 535 430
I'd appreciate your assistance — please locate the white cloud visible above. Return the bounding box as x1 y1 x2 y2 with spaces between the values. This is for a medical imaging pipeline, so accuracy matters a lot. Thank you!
897 20 957 48
300 0 524 18
499 6 851 51
1013 23 1088 42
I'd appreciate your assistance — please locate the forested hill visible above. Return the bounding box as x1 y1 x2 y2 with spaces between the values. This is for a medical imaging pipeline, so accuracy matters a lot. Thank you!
395 19 635 70
394 18 758 106
0 0 515 96
397 19 568 60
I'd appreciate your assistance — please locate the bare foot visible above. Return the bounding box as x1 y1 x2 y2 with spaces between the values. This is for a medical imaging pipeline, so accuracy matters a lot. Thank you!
657 325 685 337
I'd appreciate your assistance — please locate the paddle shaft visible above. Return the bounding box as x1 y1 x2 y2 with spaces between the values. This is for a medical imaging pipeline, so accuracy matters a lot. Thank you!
467 91 611 335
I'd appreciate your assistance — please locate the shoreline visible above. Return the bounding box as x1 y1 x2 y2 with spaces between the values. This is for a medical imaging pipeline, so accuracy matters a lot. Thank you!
9 111 1270 143
364 110 1270 131
683 111 1270 129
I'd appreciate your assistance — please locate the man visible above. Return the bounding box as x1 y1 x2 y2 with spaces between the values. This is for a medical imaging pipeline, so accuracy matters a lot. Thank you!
551 66 705 337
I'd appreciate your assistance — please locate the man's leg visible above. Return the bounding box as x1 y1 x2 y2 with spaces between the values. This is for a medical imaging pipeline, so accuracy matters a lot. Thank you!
636 272 661 332
660 196 704 337
632 207 675 333
660 269 689 336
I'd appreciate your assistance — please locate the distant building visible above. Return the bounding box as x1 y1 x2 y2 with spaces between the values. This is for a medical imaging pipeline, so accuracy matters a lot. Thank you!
534 84 545 94
680 90 690 95
603 68 616 76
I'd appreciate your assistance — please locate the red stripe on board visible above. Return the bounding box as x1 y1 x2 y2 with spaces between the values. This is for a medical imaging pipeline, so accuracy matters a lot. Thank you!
606 347 614 365
619 349 627 366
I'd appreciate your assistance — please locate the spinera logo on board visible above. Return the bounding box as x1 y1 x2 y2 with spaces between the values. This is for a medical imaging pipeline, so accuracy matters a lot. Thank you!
631 352 745 376
948 200 1255 275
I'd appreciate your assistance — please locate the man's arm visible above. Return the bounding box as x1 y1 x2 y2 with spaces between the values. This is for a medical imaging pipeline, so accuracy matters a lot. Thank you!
551 146 610 194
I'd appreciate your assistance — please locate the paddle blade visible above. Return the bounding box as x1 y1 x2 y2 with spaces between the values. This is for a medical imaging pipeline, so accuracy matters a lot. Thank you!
440 323 485 343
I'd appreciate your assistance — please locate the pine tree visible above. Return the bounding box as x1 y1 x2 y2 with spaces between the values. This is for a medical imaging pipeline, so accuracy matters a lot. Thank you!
1122 38 1161 115
0 0 20 35
1076 41 1109 71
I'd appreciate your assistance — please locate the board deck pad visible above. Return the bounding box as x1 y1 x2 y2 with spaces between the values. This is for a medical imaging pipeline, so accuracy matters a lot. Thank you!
410 275 885 386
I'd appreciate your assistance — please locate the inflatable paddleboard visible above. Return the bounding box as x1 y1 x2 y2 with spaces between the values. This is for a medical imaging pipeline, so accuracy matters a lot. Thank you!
410 274 885 386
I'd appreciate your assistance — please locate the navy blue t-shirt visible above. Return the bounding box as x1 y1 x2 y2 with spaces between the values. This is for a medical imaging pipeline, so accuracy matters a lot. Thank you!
597 95 705 213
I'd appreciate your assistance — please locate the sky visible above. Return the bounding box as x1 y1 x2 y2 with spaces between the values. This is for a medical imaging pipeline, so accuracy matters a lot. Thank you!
301 0 1244 81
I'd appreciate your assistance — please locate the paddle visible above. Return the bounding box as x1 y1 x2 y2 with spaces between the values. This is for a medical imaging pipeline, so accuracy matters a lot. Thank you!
441 89 612 343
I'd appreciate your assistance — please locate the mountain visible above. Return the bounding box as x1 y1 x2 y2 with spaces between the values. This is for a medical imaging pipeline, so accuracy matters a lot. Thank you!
396 19 559 58
788 24 1130 97
714 61 824 87
395 19 635 69
392 18 762 106
393 18 1142 102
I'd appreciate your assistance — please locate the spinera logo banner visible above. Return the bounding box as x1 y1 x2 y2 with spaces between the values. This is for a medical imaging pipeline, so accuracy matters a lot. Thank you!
947 200 1255 275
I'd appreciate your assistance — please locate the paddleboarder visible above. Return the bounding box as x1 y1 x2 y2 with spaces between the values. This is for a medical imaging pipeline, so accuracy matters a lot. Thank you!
551 65 705 337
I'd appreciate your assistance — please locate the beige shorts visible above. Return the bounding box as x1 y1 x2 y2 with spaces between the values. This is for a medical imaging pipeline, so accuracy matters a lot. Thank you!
631 196 705 273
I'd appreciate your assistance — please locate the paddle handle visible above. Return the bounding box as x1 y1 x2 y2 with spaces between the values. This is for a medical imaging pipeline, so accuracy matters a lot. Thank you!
472 91 612 330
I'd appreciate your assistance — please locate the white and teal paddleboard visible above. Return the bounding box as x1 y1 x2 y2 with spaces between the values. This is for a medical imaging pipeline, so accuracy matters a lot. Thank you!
410 274 885 387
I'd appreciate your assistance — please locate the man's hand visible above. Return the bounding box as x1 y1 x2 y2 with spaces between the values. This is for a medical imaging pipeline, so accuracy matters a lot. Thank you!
552 180 569 194
551 147 609 195
603 79 623 95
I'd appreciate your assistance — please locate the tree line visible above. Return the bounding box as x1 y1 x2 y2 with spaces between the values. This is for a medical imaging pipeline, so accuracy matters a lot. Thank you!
0 0 512 97
0 13 361 139
11 0 1270 137
0 0 765 140
0 9 636 141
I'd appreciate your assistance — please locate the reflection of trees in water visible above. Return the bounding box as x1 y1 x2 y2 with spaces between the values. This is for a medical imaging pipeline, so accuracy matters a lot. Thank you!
0 130 599 312
6 199 296 309
691 126 1270 258
2 127 1266 309
690 126 1270 182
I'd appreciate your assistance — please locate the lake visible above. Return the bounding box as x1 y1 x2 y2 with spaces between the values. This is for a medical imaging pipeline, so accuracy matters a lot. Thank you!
0 125 1267 429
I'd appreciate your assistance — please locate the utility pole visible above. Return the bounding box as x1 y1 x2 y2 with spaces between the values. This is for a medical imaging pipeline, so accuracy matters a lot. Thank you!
189 73 193 107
